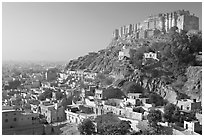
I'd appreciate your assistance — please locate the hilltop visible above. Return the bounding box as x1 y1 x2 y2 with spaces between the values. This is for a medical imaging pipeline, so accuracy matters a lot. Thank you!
65 27 202 102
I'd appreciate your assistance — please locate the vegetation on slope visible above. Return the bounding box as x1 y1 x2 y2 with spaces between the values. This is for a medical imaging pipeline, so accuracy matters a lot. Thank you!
65 28 202 101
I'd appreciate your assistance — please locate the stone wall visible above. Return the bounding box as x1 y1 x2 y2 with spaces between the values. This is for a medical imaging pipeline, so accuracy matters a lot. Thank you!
2 124 53 135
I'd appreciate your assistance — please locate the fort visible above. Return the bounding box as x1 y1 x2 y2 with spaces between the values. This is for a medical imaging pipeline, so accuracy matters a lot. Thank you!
112 10 199 39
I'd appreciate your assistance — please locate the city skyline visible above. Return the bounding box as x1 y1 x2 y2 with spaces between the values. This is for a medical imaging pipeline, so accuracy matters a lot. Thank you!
2 2 202 62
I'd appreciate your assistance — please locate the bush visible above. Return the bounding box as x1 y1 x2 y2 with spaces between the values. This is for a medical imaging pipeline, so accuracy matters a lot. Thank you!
78 119 96 135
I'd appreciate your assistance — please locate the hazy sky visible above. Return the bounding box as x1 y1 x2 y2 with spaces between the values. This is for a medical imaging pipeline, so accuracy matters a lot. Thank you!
2 2 202 62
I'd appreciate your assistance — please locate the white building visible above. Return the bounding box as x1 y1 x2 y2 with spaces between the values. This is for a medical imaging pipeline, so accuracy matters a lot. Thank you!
118 46 131 60
144 52 159 61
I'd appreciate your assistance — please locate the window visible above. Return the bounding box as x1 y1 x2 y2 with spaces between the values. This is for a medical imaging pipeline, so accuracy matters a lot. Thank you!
5 114 8 117
14 113 16 115
186 124 188 129
5 119 8 123
13 118 17 121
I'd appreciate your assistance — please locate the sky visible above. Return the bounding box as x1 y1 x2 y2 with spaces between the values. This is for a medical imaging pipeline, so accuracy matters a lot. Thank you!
2 2 202 62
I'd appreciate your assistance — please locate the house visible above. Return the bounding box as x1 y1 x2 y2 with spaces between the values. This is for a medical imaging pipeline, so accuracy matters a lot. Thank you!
184 120 202 134
118 45 131 60
39 101 66 123
195 113 202 125
127 93 142 99
65 105 96 124
30 100 40 113
85 96 96 107
94 89 103 100
143 52 159 61
177 99 201 111
24 82 32 89
101 104 143 121
126 93 143 106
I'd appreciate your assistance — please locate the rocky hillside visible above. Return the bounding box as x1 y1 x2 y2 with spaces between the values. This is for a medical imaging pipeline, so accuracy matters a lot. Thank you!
65 29 202 102
182 66 202 101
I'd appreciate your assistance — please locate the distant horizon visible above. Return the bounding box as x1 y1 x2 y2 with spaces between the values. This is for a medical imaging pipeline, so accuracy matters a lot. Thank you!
2 2 202 62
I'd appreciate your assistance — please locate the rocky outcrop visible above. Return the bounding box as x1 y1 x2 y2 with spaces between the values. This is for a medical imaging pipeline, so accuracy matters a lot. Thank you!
182 66 202 101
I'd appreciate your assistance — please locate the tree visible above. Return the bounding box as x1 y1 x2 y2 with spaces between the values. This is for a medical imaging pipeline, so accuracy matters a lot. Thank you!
97 120 132 135
147 109 162 133
103 87 125 99
122 81 144 94
117 120 132 135
129 47 146 69
78 118 96 135
148 93 165 106
163 103 178 123
95 113 121 134
95 113 132 135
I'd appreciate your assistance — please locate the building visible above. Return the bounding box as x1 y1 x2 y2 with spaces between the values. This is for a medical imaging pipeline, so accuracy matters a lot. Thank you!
127 93 142 99
65 105 96 124
113 29 119 39
118 45 131 60
85 96 96 107
184 120 202 134
177 99 201 111
39 101 66 123
2 108 39 129
101 104 143 121
126 93 143 106
45 68 58 81
94 89 103 100
31 80 41 88
144 52 159 61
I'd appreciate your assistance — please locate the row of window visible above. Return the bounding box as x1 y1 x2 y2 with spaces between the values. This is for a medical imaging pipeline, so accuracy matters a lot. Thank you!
48 116 63 122
4 113 17 117
4 118 17 123
4 117 35 123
